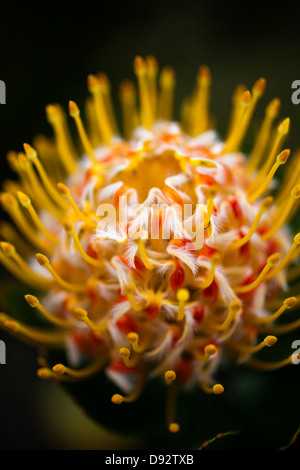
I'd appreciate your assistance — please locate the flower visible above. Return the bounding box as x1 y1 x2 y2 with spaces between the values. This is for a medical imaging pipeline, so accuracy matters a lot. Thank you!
0 55 299 434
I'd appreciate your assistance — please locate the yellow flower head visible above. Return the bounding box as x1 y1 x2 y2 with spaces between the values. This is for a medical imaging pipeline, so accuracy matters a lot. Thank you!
0 55 299 433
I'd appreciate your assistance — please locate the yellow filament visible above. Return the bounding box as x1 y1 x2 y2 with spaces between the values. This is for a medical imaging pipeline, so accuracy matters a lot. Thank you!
87 74 114 145
246 354 295 371
119 80 139 140
17 191 60 244
52 356 107 380
229 197 273 250
198 253 221 289
254 297 297 325
127 331 146 354
176 288 190 321
45 104 77 174
2 317 66 346
111 370 146 404
157 66 176 122
134 56 154 129
0 220 32 257
226 84 247 138
247 97 281 172
25 294 73 328
275 148 300 206
266 233 300 280
36 253 86 293
222 90 251 154
229 335 277 355
119 347 138 368
204 187 217 227
266 317 300 335
23 143 69 211
261 186 300 240
69 100 98 163
0 192 53 253
234 253 280 293
97 72 119 134
63 220 101 267
214 300 242 331
190 65 211 136
73 307 107 332
146 55 159 117
248 117 290 194
138 239 153 270
125 285 144 312
247 149 290 204
57 182 95 227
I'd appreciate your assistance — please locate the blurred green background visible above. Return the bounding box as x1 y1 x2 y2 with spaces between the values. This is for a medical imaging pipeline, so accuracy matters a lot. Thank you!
0 1 299 450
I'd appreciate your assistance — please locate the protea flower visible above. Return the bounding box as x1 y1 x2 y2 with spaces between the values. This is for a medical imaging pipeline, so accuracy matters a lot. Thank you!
0 56 299 441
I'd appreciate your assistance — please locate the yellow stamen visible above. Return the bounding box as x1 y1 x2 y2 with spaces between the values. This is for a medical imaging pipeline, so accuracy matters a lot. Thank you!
198 252 221 289
119 80 139 140
73 307 107 332
246 353 295 370
52 356 107 380
25 294 73 328
247 97 281 172
176 288 190 321
248 149 290 204
226 84 247 138
146 55 159 117
204 186 217 228
266 317 300 335
138 239 153 270
266 233 300 280
0 220 32 257
214 300 242 331
97 72 119 134
45 104 77 174
248 117 290 194
234 253 280 293
63 219 101 267
261 185 300 240
118 347 138 367
125 285 144 312
2 317 66 346
255 297 297 325
87 74 114 145
126 331 146 354
229 196 273 250
36 253 86 293
222 90 251 154
17 191 60 244
229 335 277 355
69 100 98 164
57 182 95 226
164 369 176 385
0 192 53 253
191 65 212 136
23 143 69 211
111 370 146 404
199 381 224 395
134 55 154 129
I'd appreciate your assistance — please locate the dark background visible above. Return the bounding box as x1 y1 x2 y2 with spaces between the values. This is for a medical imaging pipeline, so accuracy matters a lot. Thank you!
0 1 300 450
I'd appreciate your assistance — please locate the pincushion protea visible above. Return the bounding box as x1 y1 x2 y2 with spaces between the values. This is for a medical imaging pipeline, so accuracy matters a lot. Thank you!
0 55 299 435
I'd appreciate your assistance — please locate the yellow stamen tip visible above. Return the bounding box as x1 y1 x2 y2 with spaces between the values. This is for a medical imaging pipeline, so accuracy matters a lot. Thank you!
278 117 290 135
204 344 217 356
63 219 74 233
4 320 20 332
0 241 15 256
37 368 52 379
133 55 147 74
277 149 290 164
57 182 70 196
164 370 176 383
291 185 300 199
0 192 17 209
87 74 100 92
176 288 190 302
264 335 277 347
294 233 300 245
284 297 297 309
25 294 39 308
169 422 180 433
68 100 79 116
230 300 242 313
212 384 224 395
23 143 37 160
261 196 273 210
119 347 130 359
52 363 66 375
253 77 266 96
127 332 139 344
111 394 124 405
73 307 88 320
17 191 31 207
35 253 49 267
267 253 281 267
241 90 251 106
